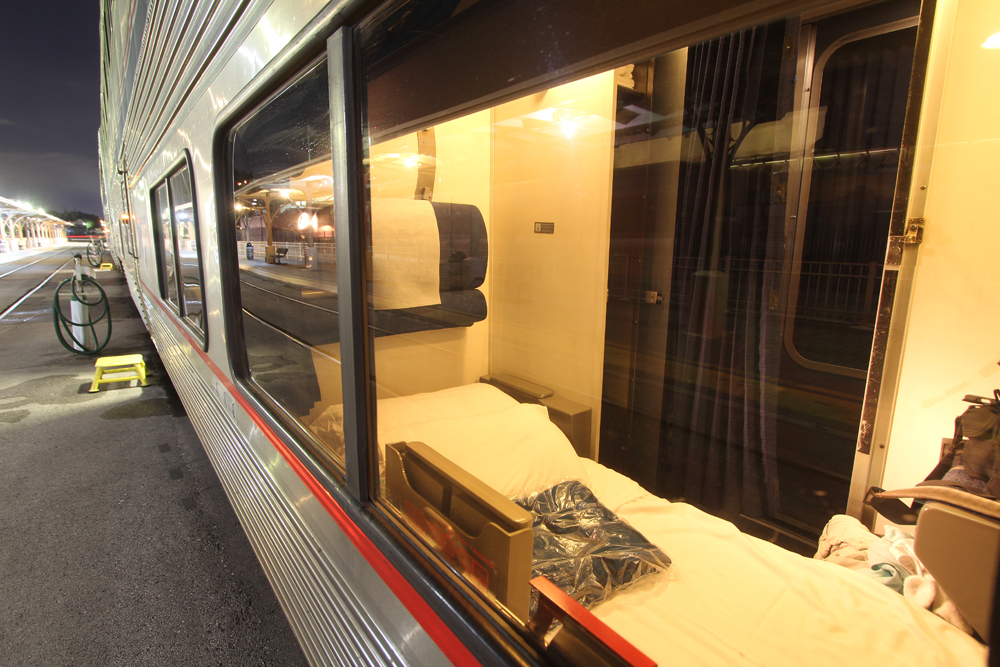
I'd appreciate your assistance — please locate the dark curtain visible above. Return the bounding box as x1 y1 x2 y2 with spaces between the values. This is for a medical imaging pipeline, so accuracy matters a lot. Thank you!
657 25 787 519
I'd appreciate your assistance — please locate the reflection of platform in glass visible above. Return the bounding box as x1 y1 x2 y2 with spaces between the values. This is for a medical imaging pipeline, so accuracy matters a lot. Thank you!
237 256 338 294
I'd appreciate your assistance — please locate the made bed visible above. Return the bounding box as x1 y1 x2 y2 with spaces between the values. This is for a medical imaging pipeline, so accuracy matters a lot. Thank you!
311 382 988 666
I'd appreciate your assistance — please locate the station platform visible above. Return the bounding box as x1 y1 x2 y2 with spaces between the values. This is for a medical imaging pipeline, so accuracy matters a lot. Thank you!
0 239 74 265
0 254 307 666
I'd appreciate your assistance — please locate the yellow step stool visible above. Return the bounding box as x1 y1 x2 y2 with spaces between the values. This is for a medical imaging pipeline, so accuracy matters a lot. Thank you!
89 354 149 392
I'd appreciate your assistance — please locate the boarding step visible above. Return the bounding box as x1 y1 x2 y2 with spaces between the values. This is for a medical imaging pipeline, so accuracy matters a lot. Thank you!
89 354 149 392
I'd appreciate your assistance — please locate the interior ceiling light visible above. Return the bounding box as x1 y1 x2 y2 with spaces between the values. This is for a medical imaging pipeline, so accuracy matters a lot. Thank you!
983 32 1000 49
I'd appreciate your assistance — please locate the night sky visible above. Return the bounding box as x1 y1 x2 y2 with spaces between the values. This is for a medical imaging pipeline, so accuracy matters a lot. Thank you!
0 2 102 217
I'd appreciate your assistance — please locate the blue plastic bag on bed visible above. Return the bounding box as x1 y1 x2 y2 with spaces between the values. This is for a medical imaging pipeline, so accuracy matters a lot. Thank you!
516 480 670 614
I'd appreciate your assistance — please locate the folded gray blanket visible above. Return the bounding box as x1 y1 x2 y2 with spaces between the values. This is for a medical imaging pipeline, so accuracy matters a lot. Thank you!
516 480 670 614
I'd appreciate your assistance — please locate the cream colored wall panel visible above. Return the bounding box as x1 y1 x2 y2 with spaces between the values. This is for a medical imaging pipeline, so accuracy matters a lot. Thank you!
881 0 1000 494
491 71 617 446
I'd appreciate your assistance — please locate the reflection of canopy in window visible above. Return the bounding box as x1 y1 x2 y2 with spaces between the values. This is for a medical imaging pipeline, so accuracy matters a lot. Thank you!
235 158 337 241
235 157 335 207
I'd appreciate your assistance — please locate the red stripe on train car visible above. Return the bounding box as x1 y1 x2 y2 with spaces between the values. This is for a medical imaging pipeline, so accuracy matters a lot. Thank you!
139 279 482 667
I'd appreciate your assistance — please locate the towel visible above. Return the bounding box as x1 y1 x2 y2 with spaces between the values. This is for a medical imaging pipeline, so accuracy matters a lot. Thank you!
868 525 976 635
816 515 975 635
814 514 880 570
370 198 441 310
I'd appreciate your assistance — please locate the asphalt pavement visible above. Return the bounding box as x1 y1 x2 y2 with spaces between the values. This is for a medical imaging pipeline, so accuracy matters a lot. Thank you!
0 244 309 666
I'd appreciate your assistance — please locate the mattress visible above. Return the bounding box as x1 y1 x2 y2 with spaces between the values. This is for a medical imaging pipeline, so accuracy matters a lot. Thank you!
313 383 988 665
581 458 986 666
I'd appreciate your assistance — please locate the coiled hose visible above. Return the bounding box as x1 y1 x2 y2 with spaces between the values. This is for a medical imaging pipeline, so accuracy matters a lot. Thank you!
53 274 112 355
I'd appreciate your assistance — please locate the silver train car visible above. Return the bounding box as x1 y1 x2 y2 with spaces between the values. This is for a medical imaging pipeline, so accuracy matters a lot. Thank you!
99 0 1000 665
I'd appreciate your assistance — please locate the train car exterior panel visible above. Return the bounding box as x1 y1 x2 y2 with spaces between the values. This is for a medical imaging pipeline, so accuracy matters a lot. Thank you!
148 294 450 666
129 0 366 407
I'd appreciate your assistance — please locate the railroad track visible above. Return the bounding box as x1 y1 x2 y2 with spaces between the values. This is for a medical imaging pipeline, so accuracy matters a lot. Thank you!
0 248 77 323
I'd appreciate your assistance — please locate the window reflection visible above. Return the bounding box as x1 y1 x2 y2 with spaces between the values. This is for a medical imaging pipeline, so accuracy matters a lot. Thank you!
151 159 206 338
229 60 344 468
789 26 916 371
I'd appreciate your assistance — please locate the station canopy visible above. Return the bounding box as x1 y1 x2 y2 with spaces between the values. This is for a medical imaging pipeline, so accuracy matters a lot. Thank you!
0 195 71 250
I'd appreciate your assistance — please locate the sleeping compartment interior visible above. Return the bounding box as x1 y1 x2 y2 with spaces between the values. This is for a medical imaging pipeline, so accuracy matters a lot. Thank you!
356 0 922 626
361 0 922 545
226 1 997 660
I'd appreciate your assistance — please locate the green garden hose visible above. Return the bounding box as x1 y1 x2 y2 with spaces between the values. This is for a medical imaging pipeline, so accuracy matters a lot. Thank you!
53 274 112 355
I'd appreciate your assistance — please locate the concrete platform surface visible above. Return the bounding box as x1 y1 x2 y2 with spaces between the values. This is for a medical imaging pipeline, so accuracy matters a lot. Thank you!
0 247 308 666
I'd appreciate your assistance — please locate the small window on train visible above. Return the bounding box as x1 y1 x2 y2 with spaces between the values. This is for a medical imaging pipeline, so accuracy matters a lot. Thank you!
227 59 344 471
170 165 204 331
357 0 923 651
150 157 206 338
118 218 131 260
153 182 178 306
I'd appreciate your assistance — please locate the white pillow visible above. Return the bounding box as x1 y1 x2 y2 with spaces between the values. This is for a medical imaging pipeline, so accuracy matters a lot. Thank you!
309 383 520 462
376 383 519 431
379 402 590 499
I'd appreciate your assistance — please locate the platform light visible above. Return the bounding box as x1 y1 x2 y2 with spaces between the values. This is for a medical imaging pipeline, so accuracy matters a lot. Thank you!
984 32 1000 49
297 211 317 231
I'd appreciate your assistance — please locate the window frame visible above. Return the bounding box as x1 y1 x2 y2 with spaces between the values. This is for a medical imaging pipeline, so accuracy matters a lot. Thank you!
350 0 933 651
152 180 177 307
149 151 208 348
328 27 376 505
218 53 351 482
781 15 920 381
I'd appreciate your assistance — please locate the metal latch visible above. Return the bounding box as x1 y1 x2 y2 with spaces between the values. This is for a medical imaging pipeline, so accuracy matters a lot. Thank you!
903 218 924 245
644 290 663 304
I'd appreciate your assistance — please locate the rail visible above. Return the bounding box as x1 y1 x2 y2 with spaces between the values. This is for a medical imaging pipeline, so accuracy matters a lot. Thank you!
242 241 336 266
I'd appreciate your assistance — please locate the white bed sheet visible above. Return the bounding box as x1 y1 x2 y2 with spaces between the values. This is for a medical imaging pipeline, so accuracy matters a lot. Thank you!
580 458 987 667
316 383 987 665
311 383 590 497
379 401 591 498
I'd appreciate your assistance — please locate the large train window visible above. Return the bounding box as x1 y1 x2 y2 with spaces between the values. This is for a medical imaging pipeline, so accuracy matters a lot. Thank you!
355 0 924 655
151 155 206 339
227 59 344 471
